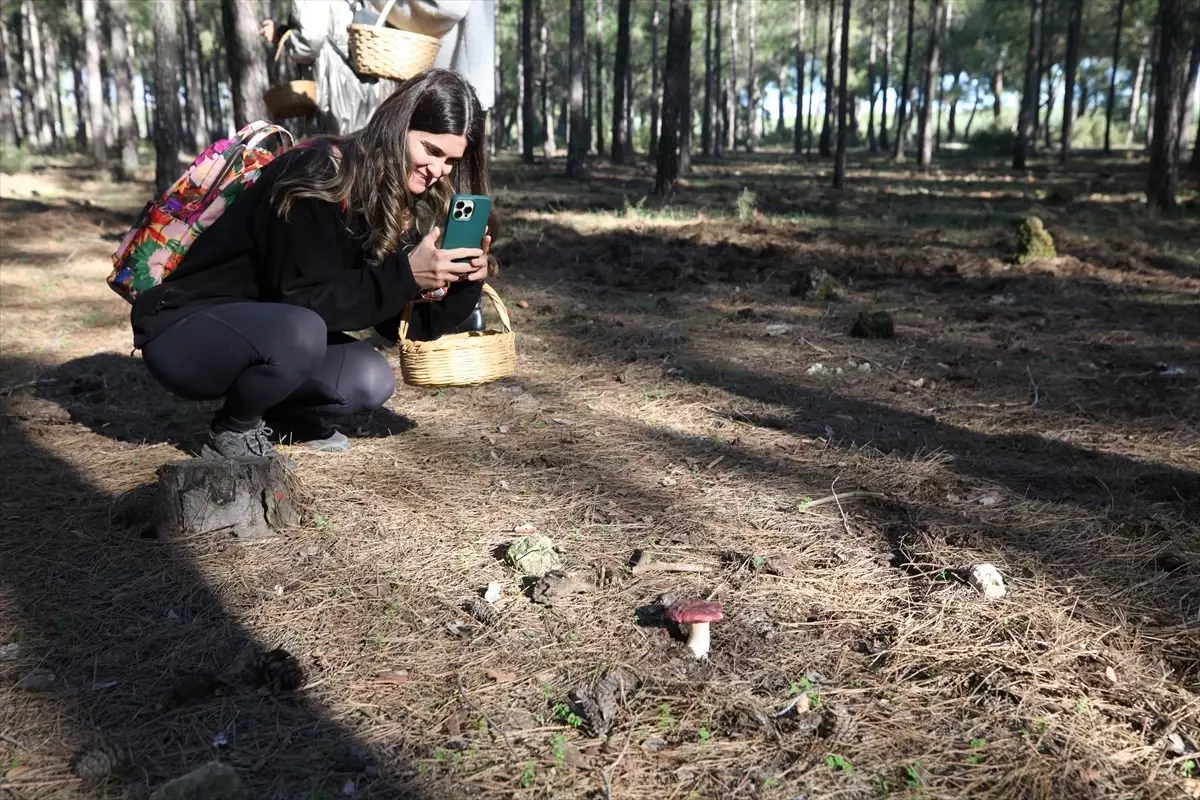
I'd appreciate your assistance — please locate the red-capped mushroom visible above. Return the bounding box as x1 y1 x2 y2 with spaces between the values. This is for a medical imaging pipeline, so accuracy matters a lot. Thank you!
666 600 724 659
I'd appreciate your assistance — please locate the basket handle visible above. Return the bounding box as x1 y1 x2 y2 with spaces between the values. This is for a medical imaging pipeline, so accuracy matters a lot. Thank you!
398 283 511 343
273 28 295 63
373 0 398 28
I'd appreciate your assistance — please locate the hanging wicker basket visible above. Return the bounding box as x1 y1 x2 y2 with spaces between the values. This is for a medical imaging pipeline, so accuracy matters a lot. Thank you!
347 0 442 81
397 283 517 388
263 31 318 119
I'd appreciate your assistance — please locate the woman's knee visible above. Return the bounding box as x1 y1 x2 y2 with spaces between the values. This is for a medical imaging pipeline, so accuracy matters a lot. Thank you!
340 344 396 412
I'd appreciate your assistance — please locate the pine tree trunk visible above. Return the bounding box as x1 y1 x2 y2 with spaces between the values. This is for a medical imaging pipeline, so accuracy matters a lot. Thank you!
992 47 1005 122
69 32 87 151
612 0 631 163
154 0 182 194
183 0 208 153
1036 0 1054 149
702 0 713 155
819 0 837 156
1146 0 1184 211
493 0 503 155
1127 46 1145 144
130 24 148 142
776 61 786 134
1146 25 1159 147
747 0 758 152
222 0 269 129
520 0 534 161
82 0 106 161
727 0 738 152
1014 0 1043 169
893 0 915 160
1059 0 1082 161
100 54 116 149
9 9 34 145
832 0 851 187
964 80 981 137
917 0 943 168
946 74 960 141
22 1 52 152
650 0 661 157
1043 64 1057 150
807 6 819 158
0 12 17 147
593 0 604 155
867 1 878 152
655 0 692 194
539 0 554 157
108 0 139 180
566 0 586 175
42 19 64 149
879 0 892 150
794 0 807 153
713 0 723 156
1177 39 1199 162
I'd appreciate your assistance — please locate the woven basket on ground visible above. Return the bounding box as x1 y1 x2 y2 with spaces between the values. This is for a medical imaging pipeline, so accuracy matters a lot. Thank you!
348 0 441 82
263 31 318 119
397 283 517 388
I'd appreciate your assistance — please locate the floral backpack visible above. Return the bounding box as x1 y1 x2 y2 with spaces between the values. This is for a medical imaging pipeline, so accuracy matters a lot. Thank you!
107 121 294 304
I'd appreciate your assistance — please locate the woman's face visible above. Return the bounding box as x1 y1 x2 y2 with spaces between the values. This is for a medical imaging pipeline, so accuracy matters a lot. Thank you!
405 130 468 194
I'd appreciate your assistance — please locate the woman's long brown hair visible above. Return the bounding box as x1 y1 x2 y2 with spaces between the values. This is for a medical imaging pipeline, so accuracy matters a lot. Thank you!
273 69 492 266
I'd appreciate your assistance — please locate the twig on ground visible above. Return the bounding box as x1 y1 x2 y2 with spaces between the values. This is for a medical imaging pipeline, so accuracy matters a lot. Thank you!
1027 366 1041 407
831 480 854 538
0 378 55 397
630 562 714 576
796 490 887 510
600 715 640 800
456 677 516 757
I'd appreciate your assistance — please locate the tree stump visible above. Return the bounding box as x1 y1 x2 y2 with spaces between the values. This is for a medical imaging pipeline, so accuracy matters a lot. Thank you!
153 457 299 540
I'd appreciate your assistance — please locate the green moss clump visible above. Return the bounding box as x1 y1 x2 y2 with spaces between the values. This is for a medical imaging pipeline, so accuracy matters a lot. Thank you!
850 310 895 339
790 268 838 300
1015 216 1057 265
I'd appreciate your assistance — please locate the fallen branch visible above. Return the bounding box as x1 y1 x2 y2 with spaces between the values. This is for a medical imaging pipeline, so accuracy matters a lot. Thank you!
796 490 887 510
631 562 714 576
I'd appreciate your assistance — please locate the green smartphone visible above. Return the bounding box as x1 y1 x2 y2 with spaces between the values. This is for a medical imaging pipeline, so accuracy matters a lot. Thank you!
442 194 492 263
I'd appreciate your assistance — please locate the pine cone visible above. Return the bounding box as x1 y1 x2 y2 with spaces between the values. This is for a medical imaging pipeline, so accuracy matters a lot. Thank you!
70 740 126 780
255 648 305 693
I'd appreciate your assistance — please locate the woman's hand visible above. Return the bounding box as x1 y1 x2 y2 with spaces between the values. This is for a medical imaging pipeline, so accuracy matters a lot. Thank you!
464 234 492 282
407 226 482 291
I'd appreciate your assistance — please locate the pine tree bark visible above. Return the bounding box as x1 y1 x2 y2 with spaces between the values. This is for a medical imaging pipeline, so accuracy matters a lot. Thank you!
566 0 586 176
493 0 502 154
946 73 959 141
108 0 139 180
222 0 269 129
14 8 34 145
776 61 786 134
612 0 631 163
1014 0 1043 169
1059 0 1083 161
154 0 182 194
521 0 534 161
594 0 604 155
702 0 713 155
22 1 52 152
893 0 915 160
1146 0 1184 211
917 0 943 168
42 19 64 148
1177 38 1199 163
747 0 758 152
69 31 87 151
655 0 692 194
833 0 851 187
1127 45 1146 144
867 1 878 152
820 0 837 156
0 12 17 147
964 79 981 137
714 0 724 156
650 0 662 157
880 0 892 150
183 0 208 153
539 0 554 157
992 46 1005 122
807 6 819 158
793 0 807 153
727 0 738 152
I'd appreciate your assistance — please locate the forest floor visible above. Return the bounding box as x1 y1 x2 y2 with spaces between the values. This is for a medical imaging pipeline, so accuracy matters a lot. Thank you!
1 148 1198 800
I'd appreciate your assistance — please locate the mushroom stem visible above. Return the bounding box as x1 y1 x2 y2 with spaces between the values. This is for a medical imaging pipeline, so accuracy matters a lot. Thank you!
685 622 711 659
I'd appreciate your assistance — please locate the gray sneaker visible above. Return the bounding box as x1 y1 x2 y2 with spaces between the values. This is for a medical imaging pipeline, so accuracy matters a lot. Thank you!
201 422 298 469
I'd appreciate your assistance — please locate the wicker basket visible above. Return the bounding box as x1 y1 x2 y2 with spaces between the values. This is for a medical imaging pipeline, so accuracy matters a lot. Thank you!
263 31 318 119
397 283 517 388
347 0 442 81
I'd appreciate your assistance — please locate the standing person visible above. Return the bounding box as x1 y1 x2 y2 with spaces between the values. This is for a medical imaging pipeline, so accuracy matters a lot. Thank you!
263 0 495 135
130 71 496 464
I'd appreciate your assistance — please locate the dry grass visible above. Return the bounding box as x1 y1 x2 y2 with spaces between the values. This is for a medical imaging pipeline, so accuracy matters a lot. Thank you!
1 151 1198 800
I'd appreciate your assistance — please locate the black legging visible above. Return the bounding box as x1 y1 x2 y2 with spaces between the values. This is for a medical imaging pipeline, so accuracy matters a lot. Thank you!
141 303 395 424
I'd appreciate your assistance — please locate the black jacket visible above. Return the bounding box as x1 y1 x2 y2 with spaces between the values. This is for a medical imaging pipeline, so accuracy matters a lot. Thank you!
130 146 482 347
